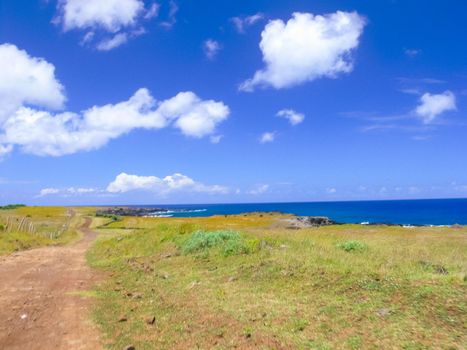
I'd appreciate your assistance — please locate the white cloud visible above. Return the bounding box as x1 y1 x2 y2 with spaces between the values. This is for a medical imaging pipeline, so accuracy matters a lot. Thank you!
203 39 221 60
259 132 275 143
39 188 60 196
56 0 158 50
326 187 337 194
0 88 229 156
248 184 269 195
276 109 305 125
240 11 366 91
39 187 98 197
231 13 264 33
415 91 456 124
95 32 129 51
0 44 66 123
162 92 230 138
107 172 228 194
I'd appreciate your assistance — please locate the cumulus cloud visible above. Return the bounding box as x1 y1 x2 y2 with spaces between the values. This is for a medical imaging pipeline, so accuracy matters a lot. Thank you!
231 13 264 33
276 109 305 125
0 88 229 156
0 44 66 124
240 11 366 91
55 0 159 50
259 132 275 143
203 39 221 60
415 91 456 124
107 172 228 194
0 45 229 157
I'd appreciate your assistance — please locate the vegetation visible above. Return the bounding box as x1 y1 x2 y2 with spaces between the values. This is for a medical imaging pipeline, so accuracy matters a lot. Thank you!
87 214 467 349
181 230 254 256
96 212 122 222
0 204 26 210
0 206 80 255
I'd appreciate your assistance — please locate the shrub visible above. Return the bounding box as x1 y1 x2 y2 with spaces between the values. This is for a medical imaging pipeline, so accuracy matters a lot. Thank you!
182 230 252 256
337 240 368 252
0 224 4 231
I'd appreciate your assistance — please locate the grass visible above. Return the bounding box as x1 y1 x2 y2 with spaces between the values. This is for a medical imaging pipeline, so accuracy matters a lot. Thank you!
0 206 82 255
87 213 467 349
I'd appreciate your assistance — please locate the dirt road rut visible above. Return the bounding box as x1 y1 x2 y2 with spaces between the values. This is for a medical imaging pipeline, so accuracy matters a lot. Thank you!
0 217 102 350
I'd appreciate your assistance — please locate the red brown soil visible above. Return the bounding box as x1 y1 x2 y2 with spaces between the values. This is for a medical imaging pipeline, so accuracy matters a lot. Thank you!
0 217 102 350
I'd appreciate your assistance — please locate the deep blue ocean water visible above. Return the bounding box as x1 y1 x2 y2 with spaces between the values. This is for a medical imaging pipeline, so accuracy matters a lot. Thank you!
137 198 467 225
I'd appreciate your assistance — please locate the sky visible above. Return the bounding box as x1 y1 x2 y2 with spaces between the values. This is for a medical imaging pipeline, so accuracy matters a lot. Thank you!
0 0 466 205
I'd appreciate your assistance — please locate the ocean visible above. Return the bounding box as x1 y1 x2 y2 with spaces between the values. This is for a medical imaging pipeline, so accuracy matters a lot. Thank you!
137 198 467 225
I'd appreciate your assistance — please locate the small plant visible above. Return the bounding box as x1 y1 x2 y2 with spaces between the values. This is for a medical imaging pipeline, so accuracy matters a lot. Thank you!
0 224 4 231
337 240 368 252
181 230 252 256
292 318 309 332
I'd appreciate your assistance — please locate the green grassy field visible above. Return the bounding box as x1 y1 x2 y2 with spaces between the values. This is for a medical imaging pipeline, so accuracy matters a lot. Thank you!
0 206 81 255
87 214 467 350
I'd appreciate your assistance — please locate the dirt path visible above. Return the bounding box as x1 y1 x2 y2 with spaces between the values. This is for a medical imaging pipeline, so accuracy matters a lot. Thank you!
0 216 102 350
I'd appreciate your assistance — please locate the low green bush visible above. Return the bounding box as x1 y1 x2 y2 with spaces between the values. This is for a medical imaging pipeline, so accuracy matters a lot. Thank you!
336 240 368 252
182 230 252 256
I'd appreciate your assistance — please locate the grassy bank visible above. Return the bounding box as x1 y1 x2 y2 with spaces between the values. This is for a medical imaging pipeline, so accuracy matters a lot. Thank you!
87 214 466 349
0 206 81 255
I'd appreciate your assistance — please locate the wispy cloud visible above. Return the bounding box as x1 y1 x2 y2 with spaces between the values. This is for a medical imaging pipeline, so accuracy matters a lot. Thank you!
160 0 178 29
248 184 269 195
203 39 221 60
230 13 264 33
259 132 276 143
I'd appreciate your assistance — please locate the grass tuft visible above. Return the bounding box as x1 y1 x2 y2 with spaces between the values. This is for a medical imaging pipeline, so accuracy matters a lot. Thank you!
336 239 368 252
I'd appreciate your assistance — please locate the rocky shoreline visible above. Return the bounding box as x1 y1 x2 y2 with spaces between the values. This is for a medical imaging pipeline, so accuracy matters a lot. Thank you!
96 207 167 217
94 207 462 227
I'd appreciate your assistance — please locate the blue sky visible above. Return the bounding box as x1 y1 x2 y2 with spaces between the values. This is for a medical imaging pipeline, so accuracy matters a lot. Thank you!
0 0 466 205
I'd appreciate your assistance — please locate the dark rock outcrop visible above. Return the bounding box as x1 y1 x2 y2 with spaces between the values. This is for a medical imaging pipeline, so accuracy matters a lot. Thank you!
285 216 338 229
